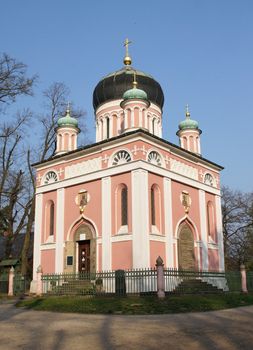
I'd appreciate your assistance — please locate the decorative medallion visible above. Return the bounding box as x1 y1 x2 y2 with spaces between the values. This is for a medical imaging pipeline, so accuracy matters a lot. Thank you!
147 151 162 166
112 150 131 166
75 189 90 213
180 191 192 214
204 173 214 186
44 171 58 184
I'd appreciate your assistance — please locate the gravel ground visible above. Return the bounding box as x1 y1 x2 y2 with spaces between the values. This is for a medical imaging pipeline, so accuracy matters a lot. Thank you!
0 300 253 350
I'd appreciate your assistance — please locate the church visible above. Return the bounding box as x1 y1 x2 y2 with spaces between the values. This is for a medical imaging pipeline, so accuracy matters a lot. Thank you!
32 41 225 284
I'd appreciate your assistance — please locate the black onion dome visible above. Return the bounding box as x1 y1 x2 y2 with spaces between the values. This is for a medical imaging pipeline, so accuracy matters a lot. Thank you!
93 66 164 110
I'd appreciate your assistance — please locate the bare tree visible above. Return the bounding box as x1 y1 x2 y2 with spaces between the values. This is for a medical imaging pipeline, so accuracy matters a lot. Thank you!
0 52 86 277
0 53 36 108
221 186 253 269
20 82 86 275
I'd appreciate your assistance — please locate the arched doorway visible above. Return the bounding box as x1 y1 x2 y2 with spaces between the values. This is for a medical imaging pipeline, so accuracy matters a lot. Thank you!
178 223 195 270
64 221 96 274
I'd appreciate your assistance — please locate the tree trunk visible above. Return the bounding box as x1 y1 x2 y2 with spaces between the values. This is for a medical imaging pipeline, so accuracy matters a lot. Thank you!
21 197 35 276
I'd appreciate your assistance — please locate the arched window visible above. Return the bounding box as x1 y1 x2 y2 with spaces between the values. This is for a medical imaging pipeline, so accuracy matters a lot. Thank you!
151 187 155 225
45 200 55 241
207 201 216 241
106 117 110 139
152 118 155 134
204 173 214 186
49 202 54 235
115 184 128 233
121 187 128 226
150 184 162 232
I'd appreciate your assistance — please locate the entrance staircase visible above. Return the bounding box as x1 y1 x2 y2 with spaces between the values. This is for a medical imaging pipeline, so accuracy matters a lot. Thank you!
171 278 224 294
48 279 95 295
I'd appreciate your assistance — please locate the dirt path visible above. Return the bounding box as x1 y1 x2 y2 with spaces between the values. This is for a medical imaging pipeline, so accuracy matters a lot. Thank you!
0 301 253 350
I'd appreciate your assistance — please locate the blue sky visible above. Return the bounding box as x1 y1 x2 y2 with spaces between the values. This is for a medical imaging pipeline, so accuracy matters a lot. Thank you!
1 0 252 192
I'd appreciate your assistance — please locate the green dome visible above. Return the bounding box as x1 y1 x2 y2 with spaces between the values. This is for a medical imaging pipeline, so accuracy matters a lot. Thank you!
57 109 78 128
178 110 199 131
178 118 199 130
123 86 148 101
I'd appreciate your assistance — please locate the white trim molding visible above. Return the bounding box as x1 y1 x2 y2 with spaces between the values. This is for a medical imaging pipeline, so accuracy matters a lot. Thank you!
163 177 173 267
215 195 225 271
102 177 112 270
199 190 208 270
55 188 65 273
33 193 43 280
131 169 150 268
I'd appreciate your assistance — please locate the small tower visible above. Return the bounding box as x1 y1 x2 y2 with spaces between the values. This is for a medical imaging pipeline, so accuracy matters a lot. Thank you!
120 74 150 133
176 105 202 155
55 105 80 155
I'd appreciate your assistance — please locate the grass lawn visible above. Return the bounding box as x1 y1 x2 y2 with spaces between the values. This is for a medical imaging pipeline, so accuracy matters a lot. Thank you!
17 293 253 315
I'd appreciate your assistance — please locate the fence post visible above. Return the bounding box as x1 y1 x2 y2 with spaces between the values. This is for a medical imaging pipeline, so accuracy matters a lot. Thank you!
8 266 15 296
36 265 43 296
240 264 248 293
156 256 165 298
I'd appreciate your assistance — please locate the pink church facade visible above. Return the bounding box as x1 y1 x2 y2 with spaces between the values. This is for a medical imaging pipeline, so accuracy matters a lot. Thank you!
32 51 224 286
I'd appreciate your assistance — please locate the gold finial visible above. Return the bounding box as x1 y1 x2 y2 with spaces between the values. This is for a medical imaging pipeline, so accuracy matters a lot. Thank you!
66 102 71 116
123 38 132 65
185 104 190 118
133 71 138 88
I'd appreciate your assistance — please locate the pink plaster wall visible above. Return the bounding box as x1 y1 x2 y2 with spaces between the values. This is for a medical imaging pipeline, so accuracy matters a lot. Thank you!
208 249 219 271
41 249 55 274
150 241 166 267
111 241 132 269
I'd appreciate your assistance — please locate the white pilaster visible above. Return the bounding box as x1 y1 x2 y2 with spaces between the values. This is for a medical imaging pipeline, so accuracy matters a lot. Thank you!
131 169 149 268
33 193 43 280
96 122 99 142
144 110 148 129
117 113 121 134
99 119 103 141
199 189 208 270
124 111 128 129
131 109 134 127
215 195 225 271
163 177 173 267
102 177 112 270
55 188 65 273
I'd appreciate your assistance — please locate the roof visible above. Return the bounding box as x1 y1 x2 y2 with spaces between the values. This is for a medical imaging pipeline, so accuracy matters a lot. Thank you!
92 66 164 110
33 129 224 171
0 259 19 267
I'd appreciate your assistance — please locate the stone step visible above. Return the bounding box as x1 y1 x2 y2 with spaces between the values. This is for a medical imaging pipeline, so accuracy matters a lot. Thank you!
172 279 223 294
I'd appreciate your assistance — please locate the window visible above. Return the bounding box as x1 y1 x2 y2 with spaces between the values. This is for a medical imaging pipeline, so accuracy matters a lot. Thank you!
44 171 58 184
106 117 110 139
207 201 216 241
49 202 54 235
147 151 162 166
150 184 162 232
121 187 128 225
152 118 155 134
204 173 214 186
112 150 131 166
151 187 155 225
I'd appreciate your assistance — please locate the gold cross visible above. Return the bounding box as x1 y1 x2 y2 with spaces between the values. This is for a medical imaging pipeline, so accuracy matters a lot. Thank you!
124 38 132 56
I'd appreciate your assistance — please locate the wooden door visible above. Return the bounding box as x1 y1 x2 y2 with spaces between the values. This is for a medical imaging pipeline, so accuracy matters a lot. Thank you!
78 241 90 273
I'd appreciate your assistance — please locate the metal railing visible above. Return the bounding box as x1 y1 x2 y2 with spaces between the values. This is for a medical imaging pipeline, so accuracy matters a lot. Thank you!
41 268 250 296
0 272 8 294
